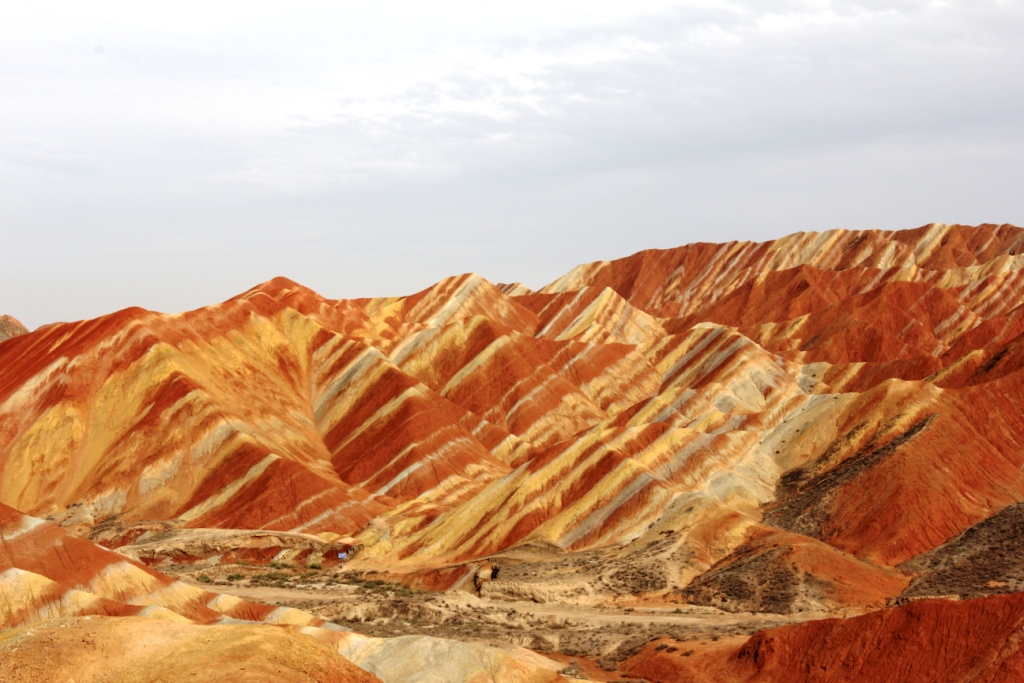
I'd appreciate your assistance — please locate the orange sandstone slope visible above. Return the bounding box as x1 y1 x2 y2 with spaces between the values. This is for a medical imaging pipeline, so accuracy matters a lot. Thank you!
1 223 1024 612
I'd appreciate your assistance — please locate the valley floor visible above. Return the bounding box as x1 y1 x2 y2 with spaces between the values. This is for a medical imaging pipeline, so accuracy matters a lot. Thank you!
165 562 816 680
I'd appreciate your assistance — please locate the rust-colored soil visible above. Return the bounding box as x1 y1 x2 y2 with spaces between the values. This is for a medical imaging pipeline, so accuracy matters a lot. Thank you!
622 594 1024 683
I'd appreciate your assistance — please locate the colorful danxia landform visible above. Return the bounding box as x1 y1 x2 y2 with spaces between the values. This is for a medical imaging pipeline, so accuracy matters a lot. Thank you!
3 222 1024 682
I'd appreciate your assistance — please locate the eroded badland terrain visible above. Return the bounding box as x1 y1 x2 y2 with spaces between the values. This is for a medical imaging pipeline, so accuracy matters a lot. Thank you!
4 223 1024 682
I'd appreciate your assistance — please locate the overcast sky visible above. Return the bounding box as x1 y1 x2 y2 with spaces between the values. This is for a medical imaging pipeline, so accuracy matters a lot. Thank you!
2 1 1022 328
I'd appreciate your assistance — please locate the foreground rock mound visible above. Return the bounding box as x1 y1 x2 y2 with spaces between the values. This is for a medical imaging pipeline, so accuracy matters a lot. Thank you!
0 502 336 629
0 617 381 683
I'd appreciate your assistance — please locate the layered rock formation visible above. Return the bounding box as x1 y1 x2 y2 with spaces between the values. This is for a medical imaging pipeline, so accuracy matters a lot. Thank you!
1 224 1023 605
3 222 1024 680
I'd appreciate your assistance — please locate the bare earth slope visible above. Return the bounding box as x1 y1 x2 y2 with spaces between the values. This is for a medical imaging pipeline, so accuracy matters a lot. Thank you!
4 223 1024 681
622 593 1024 683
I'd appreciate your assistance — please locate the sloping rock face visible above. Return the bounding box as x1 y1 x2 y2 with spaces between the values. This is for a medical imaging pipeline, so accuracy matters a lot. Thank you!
622 593 1024 683
0 501 348 629
0 617 382 683
0 315 27 342
2 223 1024 616
899 502 1024 600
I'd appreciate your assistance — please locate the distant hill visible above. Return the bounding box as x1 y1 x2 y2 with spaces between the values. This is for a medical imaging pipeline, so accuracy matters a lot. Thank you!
0 315 27 342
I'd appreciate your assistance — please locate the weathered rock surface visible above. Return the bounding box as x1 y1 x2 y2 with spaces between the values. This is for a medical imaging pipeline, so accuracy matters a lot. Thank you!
900 502 1024 601
622 593 1024 683
678 526 910 614
0 617 382 683
341 635 565 683
3 222 1024 613
0 501 347 630
0 315 27 342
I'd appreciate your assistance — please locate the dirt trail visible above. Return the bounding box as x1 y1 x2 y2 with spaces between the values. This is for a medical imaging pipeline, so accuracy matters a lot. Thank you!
485 601 827 626
194 582 359 603
186 578 817 629
167 560 822 679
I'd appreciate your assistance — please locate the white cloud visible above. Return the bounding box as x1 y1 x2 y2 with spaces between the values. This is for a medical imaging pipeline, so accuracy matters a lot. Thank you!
0 1 1022 327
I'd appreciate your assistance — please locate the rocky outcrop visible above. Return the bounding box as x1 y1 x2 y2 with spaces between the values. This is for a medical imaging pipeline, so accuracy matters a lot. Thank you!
2 224 1024 612
0 315 27 342
678 527 910 614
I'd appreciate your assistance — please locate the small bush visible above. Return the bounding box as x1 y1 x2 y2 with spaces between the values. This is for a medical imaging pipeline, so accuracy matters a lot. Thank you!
196 574 212 584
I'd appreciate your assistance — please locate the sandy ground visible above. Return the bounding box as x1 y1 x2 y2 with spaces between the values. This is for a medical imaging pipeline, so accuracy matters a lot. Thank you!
206 580 819 627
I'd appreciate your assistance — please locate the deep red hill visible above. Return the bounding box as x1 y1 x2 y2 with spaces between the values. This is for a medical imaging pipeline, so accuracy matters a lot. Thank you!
623 593 1024 683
